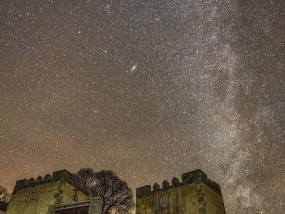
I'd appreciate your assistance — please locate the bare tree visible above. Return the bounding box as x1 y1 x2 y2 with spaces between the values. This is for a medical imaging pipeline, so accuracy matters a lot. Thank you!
0 185 10 202
94 170 135 214
77 169 135 214
76 168 96 187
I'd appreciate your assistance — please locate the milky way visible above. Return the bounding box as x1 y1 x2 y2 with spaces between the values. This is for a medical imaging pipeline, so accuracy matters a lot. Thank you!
0 0 284 213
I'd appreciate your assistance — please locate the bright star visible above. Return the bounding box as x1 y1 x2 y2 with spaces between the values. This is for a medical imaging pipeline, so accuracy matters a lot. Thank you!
130 64 137 73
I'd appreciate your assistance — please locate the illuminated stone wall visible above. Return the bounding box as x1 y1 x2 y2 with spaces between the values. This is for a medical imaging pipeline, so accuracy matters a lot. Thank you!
6 170 89 214
136 169 226 214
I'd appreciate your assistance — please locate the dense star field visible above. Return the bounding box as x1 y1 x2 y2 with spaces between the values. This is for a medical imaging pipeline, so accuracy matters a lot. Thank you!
0 0 284 213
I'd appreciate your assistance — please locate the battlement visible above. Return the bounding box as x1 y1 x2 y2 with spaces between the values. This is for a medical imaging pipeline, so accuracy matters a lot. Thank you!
136 169 222 198
13 169 90 195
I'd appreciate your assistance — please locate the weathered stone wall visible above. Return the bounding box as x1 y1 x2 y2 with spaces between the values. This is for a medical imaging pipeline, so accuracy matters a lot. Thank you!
6 170 89 214
204 185 226 214
7 181 61 214
136 169 226 214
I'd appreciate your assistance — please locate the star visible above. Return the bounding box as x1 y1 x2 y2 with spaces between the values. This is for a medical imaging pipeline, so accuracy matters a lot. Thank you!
130 64 137 74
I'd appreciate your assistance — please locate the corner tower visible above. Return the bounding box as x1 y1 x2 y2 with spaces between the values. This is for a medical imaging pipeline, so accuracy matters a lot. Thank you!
136 169 226 214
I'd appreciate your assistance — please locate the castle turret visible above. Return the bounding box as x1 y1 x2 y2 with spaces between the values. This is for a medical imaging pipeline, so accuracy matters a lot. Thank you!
6 169 90 214
136 169 226 214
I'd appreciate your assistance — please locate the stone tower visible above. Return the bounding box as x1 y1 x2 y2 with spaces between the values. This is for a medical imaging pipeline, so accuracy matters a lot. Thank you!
136 169 226 214
6 169 92 214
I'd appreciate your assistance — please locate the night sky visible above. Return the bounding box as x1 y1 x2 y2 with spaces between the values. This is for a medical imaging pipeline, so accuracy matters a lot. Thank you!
1 0 285 213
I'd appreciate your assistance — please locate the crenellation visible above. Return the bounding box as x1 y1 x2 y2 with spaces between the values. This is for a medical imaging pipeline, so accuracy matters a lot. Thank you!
171 177 180 187
136 185 151 198
52 170 74 181
7 169 104 214
153 183 160 192
12 169 90 195
8 168 226 214
182 169 208 184
136 169 222 198
28 177 35 186
136 169 226 214
36 176 43 183
15 179 28 187
13 179 28 194
162 180 170 190
44 174 52 182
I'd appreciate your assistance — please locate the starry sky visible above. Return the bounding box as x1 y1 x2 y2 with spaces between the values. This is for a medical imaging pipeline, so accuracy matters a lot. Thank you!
0 0 284 213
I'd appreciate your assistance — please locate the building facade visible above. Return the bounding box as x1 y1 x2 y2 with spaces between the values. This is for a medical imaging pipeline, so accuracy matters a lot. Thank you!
6 170 102 214
6 169 226 214
136 169 226 214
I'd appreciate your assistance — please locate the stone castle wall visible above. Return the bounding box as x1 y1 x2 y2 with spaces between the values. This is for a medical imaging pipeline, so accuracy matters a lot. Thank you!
6 170 90 214
136 169 226 214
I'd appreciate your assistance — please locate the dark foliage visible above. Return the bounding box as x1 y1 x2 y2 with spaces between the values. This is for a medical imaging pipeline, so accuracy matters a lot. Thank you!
76 168 135 214
76 168 96 187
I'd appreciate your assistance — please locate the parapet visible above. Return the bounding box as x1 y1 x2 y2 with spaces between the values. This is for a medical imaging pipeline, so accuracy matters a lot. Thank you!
136 169 222 198
13 169 90 195
136 185 151 198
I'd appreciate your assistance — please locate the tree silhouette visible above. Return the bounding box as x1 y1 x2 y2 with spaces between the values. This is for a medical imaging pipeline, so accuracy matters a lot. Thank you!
77 168 96 187
76 169 135 214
